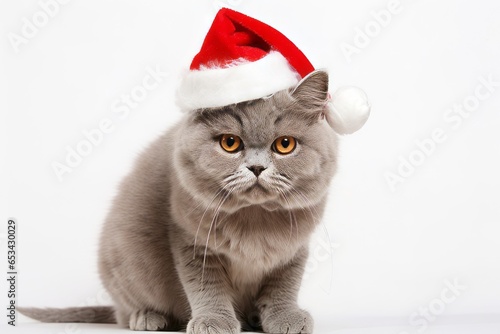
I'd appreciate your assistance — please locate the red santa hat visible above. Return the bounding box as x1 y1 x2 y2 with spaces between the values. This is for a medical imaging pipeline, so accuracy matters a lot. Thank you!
176 8 370 134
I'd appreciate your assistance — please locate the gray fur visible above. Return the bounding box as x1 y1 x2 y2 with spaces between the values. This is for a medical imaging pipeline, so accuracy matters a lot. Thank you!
20 71 338 333
18 306 115 323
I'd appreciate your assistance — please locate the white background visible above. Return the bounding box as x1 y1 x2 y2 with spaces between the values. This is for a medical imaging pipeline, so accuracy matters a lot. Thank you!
1 0 500 333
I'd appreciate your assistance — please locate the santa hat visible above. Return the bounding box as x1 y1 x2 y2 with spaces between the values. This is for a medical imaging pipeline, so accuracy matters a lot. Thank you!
176 8 370 135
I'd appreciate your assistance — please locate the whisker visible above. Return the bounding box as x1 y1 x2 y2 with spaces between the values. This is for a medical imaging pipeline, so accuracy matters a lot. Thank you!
277 188 294 242
289 188 321 223
193 185 229 258
193 172 242 259
201 185 234 284
183 183 220 218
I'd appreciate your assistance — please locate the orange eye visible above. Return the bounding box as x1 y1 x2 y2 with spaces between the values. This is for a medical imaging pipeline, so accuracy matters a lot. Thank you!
220 134 242 153
273 136 296 155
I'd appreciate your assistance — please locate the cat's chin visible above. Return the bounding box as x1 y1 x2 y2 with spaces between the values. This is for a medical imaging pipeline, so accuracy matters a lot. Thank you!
260 201 281 211
225 201 282 213
221 193 283 212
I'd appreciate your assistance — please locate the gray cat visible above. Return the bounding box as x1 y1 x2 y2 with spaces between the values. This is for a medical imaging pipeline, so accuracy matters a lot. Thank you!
20 70 339 333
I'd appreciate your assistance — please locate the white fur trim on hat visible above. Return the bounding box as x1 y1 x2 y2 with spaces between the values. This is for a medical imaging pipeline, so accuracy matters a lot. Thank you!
176 51 301 110
325 86 371 135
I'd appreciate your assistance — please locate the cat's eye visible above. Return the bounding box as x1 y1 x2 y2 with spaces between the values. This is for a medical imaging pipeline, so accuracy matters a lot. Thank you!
220 134 243 153
273 136 296 155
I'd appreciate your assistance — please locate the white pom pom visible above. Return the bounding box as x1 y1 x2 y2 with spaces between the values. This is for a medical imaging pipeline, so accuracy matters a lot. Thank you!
325 86 371 135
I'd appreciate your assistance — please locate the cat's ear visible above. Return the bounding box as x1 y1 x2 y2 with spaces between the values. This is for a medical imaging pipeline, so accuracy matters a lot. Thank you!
290 70 329 112
291 70 371 134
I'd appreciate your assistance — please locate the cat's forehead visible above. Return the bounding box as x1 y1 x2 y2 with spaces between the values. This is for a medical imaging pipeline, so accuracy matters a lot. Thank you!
239 100 280 134
239 96 313 140
193 91 314 145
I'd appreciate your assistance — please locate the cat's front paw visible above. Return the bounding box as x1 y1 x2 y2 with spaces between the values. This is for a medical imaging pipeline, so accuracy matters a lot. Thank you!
187 314 241 334
262 308 313 334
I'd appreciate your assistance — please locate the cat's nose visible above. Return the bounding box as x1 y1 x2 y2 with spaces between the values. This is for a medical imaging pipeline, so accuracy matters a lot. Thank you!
247 165 266 177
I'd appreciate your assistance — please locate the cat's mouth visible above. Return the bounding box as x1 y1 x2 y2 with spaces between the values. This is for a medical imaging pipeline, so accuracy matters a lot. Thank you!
223 176 284 209
245 182 269 194
236 180 282 208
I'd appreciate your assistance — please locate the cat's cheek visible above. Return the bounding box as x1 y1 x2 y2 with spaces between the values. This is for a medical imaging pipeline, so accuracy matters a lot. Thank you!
289 150 323 178
196 143 242 175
